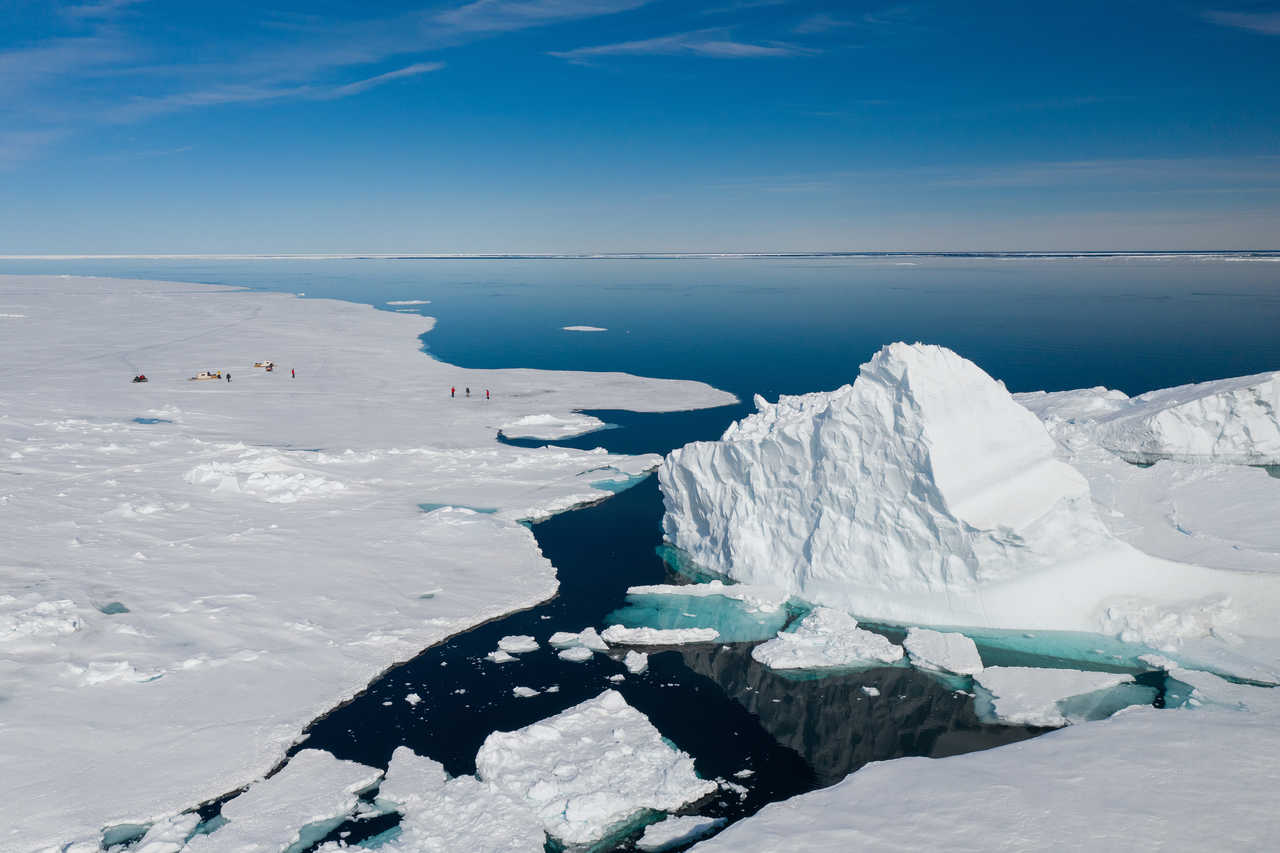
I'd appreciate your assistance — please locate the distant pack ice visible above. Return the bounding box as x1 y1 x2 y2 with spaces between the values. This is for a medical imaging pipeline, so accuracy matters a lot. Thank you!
659 343 1280 642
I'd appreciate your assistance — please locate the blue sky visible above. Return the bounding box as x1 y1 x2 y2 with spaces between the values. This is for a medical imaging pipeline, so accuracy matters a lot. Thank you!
1 0 1278 251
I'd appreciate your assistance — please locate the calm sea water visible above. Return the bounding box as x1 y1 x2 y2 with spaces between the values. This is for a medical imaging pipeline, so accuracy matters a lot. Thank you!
9 256 1279 850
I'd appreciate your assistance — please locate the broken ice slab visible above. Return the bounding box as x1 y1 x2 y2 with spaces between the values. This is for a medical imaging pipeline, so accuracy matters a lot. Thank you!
973 666 1156 727
903 627 984 676
183 749 382 853
474 689 717 846
752 608 903 672
605 584 794 644
635 814 727 851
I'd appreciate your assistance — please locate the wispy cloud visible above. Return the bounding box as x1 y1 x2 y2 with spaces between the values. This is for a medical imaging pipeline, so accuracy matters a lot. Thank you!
0 129 65 170
550 28 817 61
792 13 855 34
931 156 1280 189
437 0 651 33
61 0 148 20
324 61 446 98
1203 9 1280 35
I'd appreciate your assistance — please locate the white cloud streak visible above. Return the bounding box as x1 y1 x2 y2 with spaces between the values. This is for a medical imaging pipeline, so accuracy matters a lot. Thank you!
1203 9 1280 35
550 28 817 61
437 0 651 32
324 61 446 98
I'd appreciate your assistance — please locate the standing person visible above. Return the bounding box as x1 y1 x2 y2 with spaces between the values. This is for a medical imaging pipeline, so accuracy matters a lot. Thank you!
451 386 455 398
485 389 490 400
465 387 470 397
226 372 231 383
291 368 295 379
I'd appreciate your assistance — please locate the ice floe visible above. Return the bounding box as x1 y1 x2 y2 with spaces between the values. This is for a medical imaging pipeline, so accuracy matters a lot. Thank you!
474 690 716 846
184 749 382 852
751 608 903 671
624 650 649 673
499 412 608 440
496 635 540 654
903 628 984 676
972 666 1139 727
563 325 607 332
636 814 726 851
0 274 733 849
601 625 720 645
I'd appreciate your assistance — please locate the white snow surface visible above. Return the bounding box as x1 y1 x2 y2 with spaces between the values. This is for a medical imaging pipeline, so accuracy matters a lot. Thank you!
691 685 1280 853
903 628 984 676
0 274 734 851
184 749 382 852
637 815 726 851
624 650 649 673
601 625 721 645
474 690 717 845
499 412 608 440
973 666 1134 727
1015 369 1280 464
659 343 1280 655
751 608 903 670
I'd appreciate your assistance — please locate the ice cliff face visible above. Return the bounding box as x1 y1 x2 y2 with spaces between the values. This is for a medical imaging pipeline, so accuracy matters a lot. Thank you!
659 343 1115 621
1016 370 1280 465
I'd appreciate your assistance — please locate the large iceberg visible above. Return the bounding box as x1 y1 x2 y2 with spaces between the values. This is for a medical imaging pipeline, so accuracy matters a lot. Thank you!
659 343 1280 642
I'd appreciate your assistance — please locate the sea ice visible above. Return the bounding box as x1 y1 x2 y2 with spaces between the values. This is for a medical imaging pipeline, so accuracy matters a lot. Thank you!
563 325 607 332
636 814 726 851
558 645 594 663
692 686 1280 852
474 690 716 845
385 774 546 853
1016 369 1280 465
487 649 517 663
601 625 720 645
751 608 903 671
903 628 984 676
972 666 1137 727
625 580 789 613
496 635 540 654
499 412 608 440
512 686 540 698
0 274 734 849
376 746 447 809
624 650 649 673
184 749 382 852
132 813 200 853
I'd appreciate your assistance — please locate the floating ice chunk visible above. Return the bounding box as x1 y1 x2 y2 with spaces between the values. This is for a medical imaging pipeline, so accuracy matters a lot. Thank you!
500 413 608 441
389 774 546 852
184 749 382 852
1017 370 1280 465
973 666 1137 727
486 650 517 663
474 690 716 846
903 628 984 676
134 813 200 853
377 746 447 809
751 608 903 671
558 645 594 663
624 650 649 674
497 635 540 654
513 686 540 698
636 814 727 851
578 627 609 651
601 625 719 645
624 580 789 613
563 325 607 332
548 631 582 648
405 692 421 706
385 300 431 305
861 685 880 697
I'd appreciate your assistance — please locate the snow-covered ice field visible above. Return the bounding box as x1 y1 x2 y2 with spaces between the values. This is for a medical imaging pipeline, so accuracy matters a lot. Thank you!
0 275 733 850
